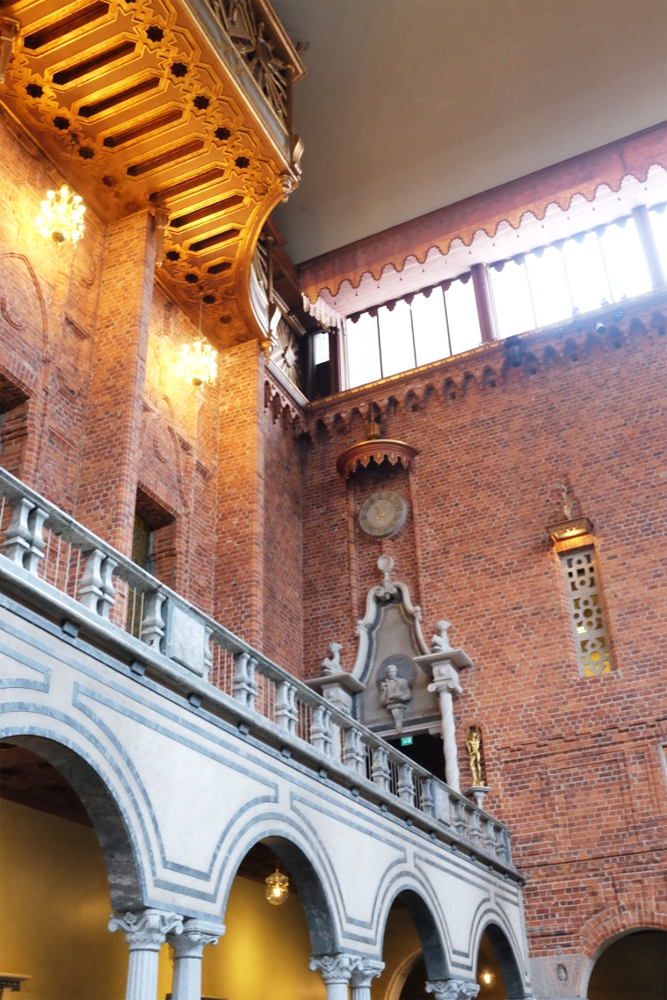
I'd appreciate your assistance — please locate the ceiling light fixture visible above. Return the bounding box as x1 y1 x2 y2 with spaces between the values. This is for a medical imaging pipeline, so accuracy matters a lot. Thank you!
265 867 289 906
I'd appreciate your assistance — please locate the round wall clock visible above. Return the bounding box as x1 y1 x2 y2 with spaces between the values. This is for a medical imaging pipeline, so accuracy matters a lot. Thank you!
359 490 408 539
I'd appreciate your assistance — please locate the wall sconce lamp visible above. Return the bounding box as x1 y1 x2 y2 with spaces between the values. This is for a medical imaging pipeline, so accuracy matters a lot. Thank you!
265 867 289 906
35 184 86 245
177 296 218 387
176 338 218 387
35 133 86 245
480 970 494 986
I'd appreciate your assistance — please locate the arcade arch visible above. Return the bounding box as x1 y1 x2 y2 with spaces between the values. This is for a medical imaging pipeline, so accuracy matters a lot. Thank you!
583 928 667 1000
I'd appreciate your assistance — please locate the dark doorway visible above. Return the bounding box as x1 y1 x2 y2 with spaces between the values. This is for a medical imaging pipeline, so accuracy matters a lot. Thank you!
386 733 445 782
588 930 667 1000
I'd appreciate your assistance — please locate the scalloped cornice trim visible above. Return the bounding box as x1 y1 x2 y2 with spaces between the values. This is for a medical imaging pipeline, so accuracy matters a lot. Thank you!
300 123 667 305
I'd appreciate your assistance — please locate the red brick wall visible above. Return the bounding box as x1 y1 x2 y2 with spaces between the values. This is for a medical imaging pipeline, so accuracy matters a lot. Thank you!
302 296 667 963
0 115 106 503
260 387 304 675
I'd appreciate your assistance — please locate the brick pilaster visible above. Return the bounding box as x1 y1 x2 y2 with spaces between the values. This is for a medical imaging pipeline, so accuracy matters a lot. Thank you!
76 212 157 555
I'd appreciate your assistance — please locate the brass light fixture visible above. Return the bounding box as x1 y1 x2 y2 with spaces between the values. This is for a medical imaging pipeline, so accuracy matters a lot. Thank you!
265 866 289 905
177 297 218 386
176 338 218 387
35 134 86 245
36 184 86 245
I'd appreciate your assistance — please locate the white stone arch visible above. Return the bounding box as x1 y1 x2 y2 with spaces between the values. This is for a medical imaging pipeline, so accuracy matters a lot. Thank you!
0 718 146 911
375 871 450 980
216 811 341 956
470 911 531 999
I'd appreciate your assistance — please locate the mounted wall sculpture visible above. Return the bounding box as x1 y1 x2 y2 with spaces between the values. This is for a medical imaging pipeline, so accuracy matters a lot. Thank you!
310 556 473 793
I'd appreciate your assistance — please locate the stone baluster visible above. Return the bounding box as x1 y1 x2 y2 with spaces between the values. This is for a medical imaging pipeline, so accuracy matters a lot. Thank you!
350 959 385 1000
168 918 222 1000
425 979 480 999
79 548 117 618
482 817 497 855
498 826 511 863
232 651 258 709
109 909 183 1000
371 746 391 791
420 777 435 817
141 590 167 650
310 954 359 1000
468 806 481 846
453 798 467 839
311 703 333 755
342 727 366 776
397 762 416 805
2 497 48 573
275 679 298 733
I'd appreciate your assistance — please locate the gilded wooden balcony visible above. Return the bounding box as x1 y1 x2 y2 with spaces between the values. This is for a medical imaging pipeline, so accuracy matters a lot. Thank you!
0 0 305 345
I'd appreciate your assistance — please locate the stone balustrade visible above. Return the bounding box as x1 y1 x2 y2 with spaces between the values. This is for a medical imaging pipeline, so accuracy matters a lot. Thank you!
0 467 515 876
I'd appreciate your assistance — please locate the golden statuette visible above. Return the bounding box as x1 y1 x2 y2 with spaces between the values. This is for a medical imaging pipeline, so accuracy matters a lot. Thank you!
466 725 484 787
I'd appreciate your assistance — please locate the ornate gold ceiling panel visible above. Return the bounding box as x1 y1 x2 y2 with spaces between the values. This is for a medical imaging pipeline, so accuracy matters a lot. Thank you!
0 0 304 345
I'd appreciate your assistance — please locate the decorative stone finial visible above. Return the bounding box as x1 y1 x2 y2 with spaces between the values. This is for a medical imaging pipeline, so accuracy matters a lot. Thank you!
378 554 394 585
431 620 453 653
321 641 342 676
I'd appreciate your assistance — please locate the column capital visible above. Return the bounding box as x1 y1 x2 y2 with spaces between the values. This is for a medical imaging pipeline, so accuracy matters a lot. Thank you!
425 979 480 1000
169 918 223 959
310 953 361 984
350 958 385 988
427 661 463 696
109 909 183 951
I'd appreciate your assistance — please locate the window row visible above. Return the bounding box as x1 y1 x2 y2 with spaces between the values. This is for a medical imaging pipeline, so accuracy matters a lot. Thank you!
340 206 667 389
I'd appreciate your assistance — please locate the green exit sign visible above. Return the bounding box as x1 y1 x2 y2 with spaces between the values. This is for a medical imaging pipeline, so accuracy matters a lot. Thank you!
400 736 413 747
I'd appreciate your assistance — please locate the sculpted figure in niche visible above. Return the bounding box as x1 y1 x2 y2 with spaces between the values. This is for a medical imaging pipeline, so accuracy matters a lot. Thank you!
379 663 414 732
465 725 484 787
380 664 412 707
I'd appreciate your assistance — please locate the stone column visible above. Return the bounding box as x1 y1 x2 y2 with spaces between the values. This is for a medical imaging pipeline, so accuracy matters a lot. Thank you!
109 908 183 1000
310 954 359 1000
425 979 480 1000
168 919 223 1000
429 662 463 792
350 958 385 1000
416 627 472 796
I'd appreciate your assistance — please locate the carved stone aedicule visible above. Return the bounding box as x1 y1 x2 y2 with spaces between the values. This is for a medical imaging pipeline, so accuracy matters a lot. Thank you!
352 556 437 735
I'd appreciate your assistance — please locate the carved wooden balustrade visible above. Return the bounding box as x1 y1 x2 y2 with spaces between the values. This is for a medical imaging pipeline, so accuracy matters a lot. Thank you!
0 466 516 877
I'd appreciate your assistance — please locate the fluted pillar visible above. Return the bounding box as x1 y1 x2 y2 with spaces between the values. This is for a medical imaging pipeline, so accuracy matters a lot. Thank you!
350 958 385 1000
310 954 359 1000
109 909 183 1000
425 979 480 1000
168 919 223 1000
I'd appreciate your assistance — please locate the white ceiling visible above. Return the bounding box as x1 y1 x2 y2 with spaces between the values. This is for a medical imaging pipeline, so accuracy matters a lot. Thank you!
271 0 667 265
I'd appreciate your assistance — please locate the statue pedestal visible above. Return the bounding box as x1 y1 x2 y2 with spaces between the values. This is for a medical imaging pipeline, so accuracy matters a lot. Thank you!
465 785 490 810
306 672 365 715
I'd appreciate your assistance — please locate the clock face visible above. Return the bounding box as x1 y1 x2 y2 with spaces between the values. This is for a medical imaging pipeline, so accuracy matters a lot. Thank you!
359 491 408 539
